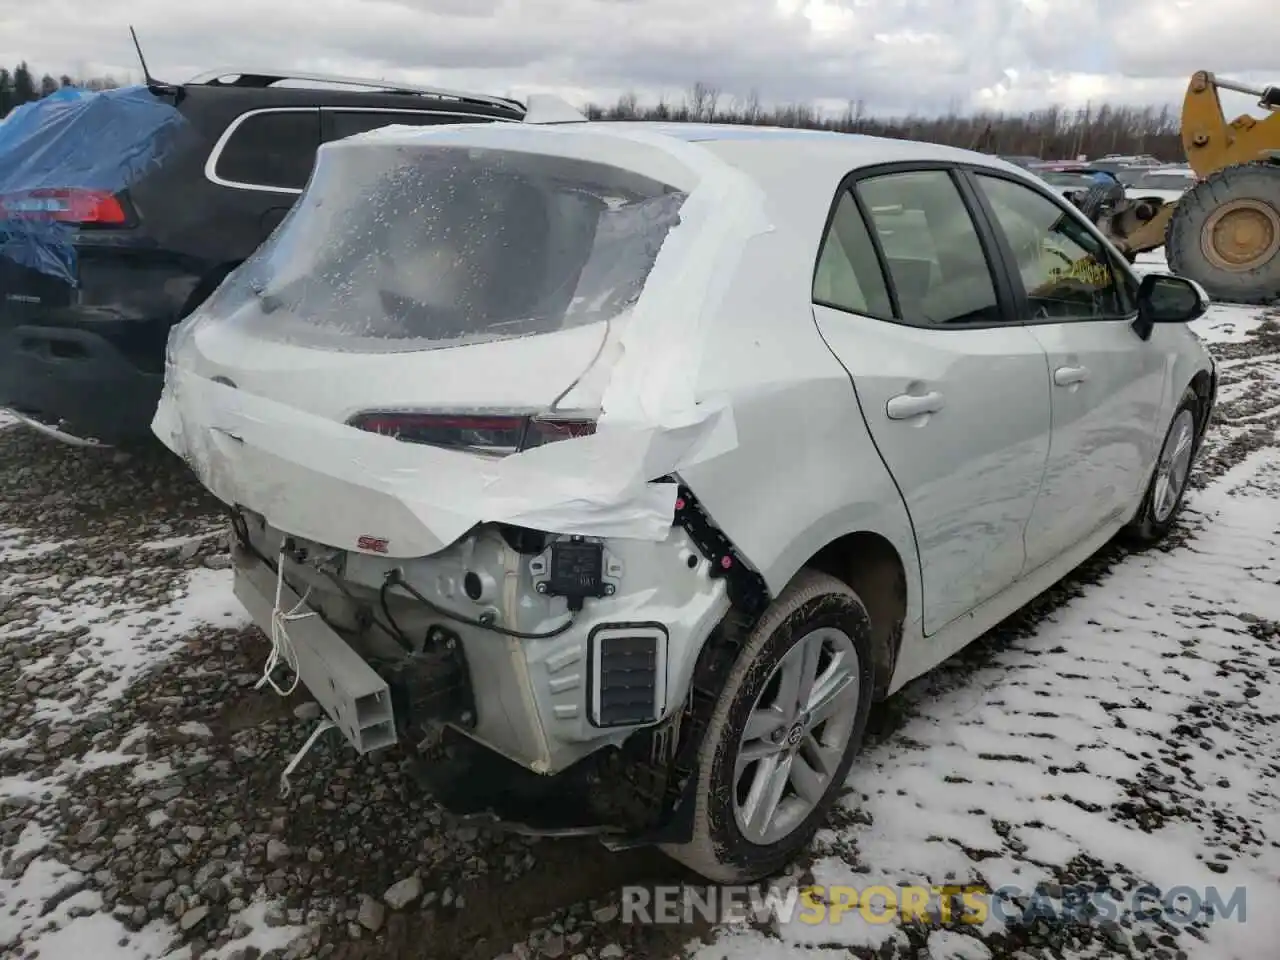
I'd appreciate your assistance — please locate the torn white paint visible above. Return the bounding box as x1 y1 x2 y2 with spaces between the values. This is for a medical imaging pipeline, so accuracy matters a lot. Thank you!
153 122 772 557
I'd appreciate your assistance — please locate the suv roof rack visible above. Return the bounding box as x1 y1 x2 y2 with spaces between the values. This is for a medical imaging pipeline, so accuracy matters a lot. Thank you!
186 68 526 114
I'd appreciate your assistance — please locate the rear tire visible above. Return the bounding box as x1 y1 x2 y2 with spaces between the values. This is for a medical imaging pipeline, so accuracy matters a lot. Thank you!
1165 162 1280 305
660 569 874 883
1124 388 1201 544
1074 181 1126 221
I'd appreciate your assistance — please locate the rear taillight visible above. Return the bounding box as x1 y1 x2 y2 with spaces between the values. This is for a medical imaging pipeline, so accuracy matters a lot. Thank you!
0 188 129 225
348 412 597 456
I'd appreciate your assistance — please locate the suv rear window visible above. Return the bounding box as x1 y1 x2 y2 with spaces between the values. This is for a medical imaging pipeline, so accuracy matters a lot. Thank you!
214 110 321 190
327 110 490 140
208 143 687 351
1040 171 1100 190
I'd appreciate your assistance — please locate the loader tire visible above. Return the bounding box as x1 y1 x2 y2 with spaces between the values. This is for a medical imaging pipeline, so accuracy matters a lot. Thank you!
1165 161 1280 305
1074 181 1126 221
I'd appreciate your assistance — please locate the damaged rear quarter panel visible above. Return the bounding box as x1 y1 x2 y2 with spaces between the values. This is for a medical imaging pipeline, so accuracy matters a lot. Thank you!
675 226 922 628
153 125 766 556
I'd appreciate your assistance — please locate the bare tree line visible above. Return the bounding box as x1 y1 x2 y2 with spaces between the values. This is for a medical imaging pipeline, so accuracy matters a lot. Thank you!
0 64 126 116
8 65 1186 163
585 81 1185 162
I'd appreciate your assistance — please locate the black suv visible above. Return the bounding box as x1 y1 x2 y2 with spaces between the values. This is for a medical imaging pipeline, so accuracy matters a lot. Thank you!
0 70 525 445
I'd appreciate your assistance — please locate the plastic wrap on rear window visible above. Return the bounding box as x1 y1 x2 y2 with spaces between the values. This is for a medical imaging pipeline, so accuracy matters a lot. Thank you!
202 143 687 352
0 85 191 284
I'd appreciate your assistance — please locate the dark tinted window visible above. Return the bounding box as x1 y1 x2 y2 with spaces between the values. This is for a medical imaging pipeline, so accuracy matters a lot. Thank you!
327 110 488 140
975 174 1127 320
856 170 1002 326
215 110 321 190
812 191 893 319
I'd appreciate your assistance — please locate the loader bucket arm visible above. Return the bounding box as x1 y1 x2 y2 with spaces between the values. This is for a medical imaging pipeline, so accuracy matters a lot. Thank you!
1182 70 1280 179
1106 201 1177 258
1069 190 1177 261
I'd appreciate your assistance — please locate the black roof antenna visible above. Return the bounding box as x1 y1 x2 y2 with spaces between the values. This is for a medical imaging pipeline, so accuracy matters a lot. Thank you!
129 25 181 97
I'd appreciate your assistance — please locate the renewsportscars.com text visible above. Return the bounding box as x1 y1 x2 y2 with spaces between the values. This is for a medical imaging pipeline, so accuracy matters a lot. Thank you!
620 883 1248 927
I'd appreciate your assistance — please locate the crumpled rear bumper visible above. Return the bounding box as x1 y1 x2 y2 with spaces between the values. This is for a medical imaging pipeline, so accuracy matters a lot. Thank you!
232 546 398 754
229 513 732 776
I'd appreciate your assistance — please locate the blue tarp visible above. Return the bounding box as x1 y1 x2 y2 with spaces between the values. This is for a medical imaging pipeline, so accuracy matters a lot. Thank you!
0 85 191 283
0 86 95 140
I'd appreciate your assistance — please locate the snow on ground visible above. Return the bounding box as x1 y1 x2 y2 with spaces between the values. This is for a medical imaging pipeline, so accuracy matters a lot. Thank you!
1 294 1278 960
732 452 1280 959
0 544 262 957
3 565 247 725
691 307 1280 958
0 447 309 960
1133 250 1269 344
0 432 625 960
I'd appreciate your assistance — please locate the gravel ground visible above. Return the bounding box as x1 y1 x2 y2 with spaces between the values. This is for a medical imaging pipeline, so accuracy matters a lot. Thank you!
1 306 1278 960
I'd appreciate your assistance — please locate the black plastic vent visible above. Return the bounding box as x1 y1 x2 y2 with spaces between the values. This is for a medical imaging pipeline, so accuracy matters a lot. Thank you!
669 483 770 620
596 634 659 727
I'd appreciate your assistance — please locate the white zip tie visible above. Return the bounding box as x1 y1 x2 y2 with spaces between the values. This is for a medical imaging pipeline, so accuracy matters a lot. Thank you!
279 717 335 798
257 547 316 697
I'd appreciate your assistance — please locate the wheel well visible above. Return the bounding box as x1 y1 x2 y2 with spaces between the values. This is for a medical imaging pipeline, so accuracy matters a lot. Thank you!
805 532 907 701
1190 369 1213 432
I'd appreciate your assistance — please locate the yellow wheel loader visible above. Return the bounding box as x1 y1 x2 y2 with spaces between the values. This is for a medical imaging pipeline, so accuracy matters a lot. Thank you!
1082 71 1280 305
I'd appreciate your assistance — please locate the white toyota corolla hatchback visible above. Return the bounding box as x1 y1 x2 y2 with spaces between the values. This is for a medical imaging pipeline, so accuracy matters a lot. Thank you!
153 118 1216 883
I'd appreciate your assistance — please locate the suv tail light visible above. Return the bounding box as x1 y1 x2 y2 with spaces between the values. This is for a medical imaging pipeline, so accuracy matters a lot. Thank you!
0 188 130 226
348 412 597 456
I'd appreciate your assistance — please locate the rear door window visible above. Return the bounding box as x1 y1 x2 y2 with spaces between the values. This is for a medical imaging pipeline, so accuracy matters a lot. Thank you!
324 110 495 141
213 110 321 191
811 191 893 319
855 170 1004 326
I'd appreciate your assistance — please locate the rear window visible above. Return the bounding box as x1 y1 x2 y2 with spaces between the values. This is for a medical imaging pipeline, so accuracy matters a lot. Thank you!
326 110 491 141
214 110 321 190
208 144 687 351
1039 171 1098 189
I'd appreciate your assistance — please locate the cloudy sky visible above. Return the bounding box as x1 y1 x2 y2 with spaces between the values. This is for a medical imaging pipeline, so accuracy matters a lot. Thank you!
3 0 1276 115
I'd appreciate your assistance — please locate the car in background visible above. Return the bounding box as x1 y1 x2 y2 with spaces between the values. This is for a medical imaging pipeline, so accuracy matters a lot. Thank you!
1029 163 1122 198
0 69 526 446
1100 154 1162 165
999 155 1042 169
1086 159 1178 187
1124 166 1199 202
1032 162 1121 178
1090 154 1163 175
153 120 1216 884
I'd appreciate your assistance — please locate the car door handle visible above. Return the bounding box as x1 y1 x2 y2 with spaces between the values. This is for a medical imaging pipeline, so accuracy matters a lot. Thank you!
1053 365 1090 386
886 391 945 420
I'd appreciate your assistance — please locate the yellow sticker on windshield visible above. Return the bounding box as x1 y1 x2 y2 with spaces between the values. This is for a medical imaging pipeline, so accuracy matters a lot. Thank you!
1047 257 1111 287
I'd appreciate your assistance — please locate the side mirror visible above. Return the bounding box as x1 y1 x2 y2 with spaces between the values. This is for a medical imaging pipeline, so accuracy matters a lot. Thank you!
1137 273 1210 324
